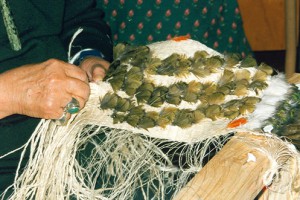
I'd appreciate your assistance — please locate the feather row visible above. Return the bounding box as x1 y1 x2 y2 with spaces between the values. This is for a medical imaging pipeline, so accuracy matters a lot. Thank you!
100 92 262 129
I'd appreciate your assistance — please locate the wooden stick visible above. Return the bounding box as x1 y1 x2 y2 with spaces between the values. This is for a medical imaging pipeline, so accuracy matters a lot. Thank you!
285 0 297 78
173 132 271 200
288 72 300 84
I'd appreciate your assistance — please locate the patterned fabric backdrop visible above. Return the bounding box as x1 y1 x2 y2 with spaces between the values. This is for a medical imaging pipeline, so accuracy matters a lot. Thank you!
97 0 252 57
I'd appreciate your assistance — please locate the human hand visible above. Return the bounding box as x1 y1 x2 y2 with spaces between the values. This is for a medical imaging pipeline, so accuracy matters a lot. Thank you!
78 56 110 82
0 59 90 120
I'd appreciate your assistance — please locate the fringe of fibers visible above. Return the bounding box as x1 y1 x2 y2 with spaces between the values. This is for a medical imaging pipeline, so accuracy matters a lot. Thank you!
1 117 232 200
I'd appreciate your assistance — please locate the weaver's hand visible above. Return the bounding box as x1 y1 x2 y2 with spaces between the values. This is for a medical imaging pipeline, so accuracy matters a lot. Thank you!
79 56 110 82
0 59 90 120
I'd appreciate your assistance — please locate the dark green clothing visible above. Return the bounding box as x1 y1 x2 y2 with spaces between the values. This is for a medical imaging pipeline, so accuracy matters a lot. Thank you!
98 0 252 57
0 117 40 193
0 0 113 73
0 0 113 192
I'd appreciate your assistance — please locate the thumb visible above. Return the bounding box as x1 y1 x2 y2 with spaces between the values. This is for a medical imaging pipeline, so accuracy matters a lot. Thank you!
79 57 110 82
91 63 108 82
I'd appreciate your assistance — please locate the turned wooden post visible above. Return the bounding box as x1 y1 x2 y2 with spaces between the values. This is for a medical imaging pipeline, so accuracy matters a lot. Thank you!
173 132 271 200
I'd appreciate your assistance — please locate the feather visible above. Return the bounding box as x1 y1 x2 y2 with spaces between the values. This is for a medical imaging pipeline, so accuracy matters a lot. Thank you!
100 93 118 109
158 107 178 128
240 55 257 68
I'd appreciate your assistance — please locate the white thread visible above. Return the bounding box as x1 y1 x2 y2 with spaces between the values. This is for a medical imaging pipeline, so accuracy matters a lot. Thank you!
68 28 83 62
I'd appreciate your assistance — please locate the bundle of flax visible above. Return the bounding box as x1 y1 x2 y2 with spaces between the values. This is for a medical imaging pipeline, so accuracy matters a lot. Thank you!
2 38 300 200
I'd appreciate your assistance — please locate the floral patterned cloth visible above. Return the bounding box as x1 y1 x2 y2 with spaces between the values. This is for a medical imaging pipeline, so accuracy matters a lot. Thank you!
98 0 252 57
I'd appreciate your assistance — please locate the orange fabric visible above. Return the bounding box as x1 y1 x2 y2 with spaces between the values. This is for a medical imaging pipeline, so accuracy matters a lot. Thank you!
227 117 247 128
171 35 191 42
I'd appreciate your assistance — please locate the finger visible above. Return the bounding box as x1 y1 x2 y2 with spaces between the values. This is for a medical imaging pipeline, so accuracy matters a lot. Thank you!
79 57 110 82
64 64 89 83
91 63 107 82
65 78 90 108
55 110 71 126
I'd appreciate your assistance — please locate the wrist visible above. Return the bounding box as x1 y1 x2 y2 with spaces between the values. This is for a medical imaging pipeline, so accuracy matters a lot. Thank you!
0 72 19 118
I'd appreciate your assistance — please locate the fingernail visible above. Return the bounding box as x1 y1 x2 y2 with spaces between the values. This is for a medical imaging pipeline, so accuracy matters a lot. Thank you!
93 75 104 83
